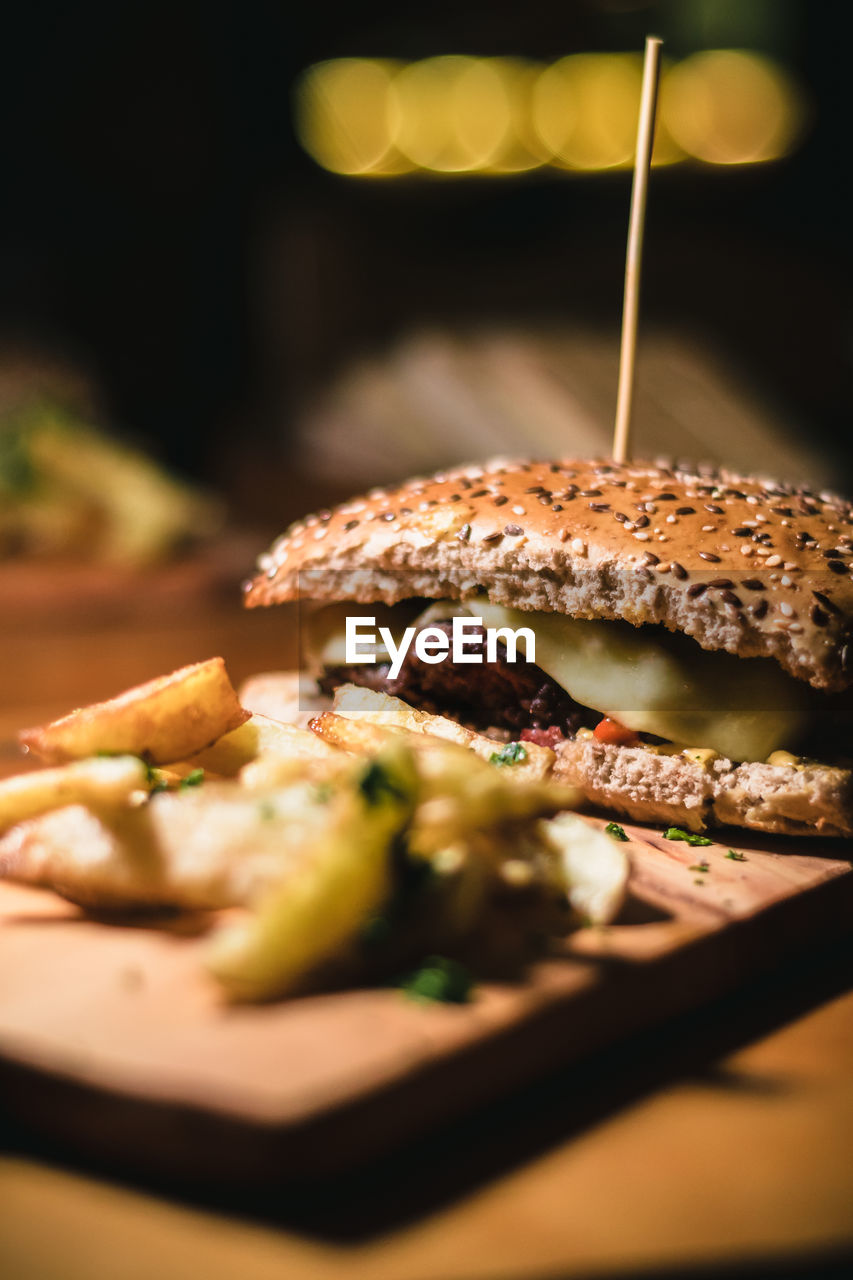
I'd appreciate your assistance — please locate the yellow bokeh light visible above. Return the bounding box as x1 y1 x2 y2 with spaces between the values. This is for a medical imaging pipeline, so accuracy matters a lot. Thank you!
294 58 411 176
293 52 803 178
532 54 681 171
478 59 550 174
388 56 512 173
661 50 803 165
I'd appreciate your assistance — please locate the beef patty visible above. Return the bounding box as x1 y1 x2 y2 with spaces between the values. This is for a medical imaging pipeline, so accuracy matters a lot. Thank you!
319 619 593 738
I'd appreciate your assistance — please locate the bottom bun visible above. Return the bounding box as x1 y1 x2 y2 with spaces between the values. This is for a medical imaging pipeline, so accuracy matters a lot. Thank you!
552 739 853 839
238 671 853 839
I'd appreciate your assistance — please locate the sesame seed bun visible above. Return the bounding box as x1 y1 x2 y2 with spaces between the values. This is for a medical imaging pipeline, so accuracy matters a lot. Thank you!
245 458 853 692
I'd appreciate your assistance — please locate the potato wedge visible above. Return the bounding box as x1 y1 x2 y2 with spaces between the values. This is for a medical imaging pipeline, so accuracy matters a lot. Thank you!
311 711 582 844
187 712 339 778
207 745 418 1001
332 684 555 781
19 657 249 765
0 754 148 835
542 813 629 925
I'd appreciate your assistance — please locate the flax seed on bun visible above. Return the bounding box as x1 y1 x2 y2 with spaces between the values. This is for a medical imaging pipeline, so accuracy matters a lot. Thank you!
246 458 853 692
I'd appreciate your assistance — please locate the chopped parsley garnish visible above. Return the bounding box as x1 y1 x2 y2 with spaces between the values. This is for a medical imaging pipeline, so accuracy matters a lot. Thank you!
726 849 748 861
688 861 710 873
489 742 528 768
358 760 408 806
179 768 204 789
257 799 277 821
605 822 628 841
664 826 713 847
398 956 474 1004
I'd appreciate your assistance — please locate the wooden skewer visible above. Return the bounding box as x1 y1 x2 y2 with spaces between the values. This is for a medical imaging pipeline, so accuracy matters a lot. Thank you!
612 35 663 464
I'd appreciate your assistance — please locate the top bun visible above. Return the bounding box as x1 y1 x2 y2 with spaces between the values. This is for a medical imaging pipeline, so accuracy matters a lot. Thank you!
245 459 853 691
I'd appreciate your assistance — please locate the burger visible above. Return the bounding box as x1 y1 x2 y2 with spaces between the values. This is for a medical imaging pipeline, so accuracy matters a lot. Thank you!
244 458 853 838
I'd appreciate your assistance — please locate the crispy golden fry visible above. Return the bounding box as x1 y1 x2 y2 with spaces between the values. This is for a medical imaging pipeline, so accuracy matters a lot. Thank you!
332 684 555 781
207 746 418 1001
542 813 629 925
0 774 347 911
310 711 582 841
238 670 331 728
0 754 148 835
187 712 339 778
19 657 249 765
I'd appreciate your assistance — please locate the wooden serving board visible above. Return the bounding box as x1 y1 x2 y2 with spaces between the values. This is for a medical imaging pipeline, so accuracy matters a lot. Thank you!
0 819 850 1181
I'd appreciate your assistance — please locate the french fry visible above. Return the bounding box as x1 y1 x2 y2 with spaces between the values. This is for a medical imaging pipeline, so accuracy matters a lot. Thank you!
0 754 148 835
187 712 339 778
310 711 582 839
19 658 249 765
0 774 347 911
542 813 629 925
332 684 555 781
207 745 419 1001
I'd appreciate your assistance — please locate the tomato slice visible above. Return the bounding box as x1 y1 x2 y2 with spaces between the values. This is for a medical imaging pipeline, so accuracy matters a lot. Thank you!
592 717 641 748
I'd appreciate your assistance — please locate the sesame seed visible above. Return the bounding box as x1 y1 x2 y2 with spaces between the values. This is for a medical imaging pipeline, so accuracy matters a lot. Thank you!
666 515 678 525
457 523 471 543
779 601 795 617
687 583 707 598
552 503 564 512
641 551 660 565
701 525 716 533
633 531 651 541
482 531 503 544
721 590 743 607
671 562 688 579
614 511 629 522
811 605 828 626
699 551 721 563
742 579 766 591
633 514 650 528
578 489 602 498
571 537 587 555
765 554 782 567
676 506 695 515
788 623 804 633
511 505 526 515
559 528 570 542
493 495 508 507
828 560 848 575
780 575 794 587
752 599 769 619
708 577 734 588
504 524 524 537
589 502 610 512
704 503 724 514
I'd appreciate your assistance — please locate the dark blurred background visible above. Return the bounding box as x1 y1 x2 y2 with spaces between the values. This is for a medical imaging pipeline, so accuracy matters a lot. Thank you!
1 0 850 527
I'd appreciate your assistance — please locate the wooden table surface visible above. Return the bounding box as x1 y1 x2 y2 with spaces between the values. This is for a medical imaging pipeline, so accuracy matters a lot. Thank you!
1 558 852 1280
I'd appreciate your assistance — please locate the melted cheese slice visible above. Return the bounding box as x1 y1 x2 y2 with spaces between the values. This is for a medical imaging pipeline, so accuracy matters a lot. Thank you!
469 600 810 763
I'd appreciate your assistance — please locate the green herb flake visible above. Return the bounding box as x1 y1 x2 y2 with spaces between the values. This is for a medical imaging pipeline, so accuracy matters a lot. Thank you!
361 914 393 947
694 878 706 887
398 956 474 1005
358 760 408 807
605 821 628 842
179 768 205 789
688 862 710 873
726 849 748 862
664 826 713 847
489 742 528 768
257 800 277 821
